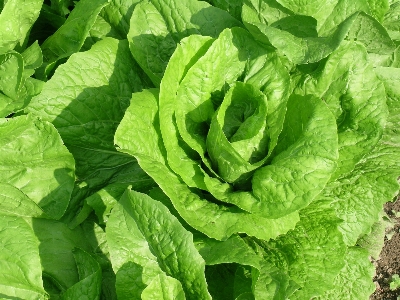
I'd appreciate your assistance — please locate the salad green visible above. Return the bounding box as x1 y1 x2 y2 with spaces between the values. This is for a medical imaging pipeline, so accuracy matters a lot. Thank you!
1 0 400 299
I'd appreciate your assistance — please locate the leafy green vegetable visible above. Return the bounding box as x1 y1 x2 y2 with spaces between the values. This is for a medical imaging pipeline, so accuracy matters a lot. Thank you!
0 115 75 219
1 0 399 298
0 215 47 299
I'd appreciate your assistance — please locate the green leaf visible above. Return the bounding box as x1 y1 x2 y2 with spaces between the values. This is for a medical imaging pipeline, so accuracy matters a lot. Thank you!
0 115 75 219
243 14 356 64
141 274 186 300
85 183 126 225
295 42 388 179
206 0 243 21
0 51 24 116
383 1 400 42
315 247 375 299
107 190 211 300
27 218 93 293
253 200 346 299
276 0 339 30
194 234 260 268
390 274 400 290
357 211 393 259
128 0 242 85
100 0 142 37
80 218 117 300
206 82 269 183
115 88 299 241
60 248 102 300
0 0 43 54
81 15 125 51
40 0 110 65
21 41 43 71
319 0 390 35
241 0 293 25
251 94 338 218
326 66 400 246
0 183 44 217
346 12 395 55
0 215 48 299
0 50 44 116
27 38 154 220
160 28 291 199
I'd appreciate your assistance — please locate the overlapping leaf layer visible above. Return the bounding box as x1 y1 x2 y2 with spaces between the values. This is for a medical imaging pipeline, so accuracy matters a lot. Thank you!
1 0 400 299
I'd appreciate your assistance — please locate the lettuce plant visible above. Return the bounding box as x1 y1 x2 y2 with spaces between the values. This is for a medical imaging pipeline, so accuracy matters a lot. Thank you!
1 0 400 299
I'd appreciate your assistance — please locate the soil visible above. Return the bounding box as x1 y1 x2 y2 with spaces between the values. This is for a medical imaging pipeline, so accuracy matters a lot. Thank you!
371 196 400 300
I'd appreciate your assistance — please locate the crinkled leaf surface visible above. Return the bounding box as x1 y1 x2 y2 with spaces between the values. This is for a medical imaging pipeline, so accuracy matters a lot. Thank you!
0 0 43 54
0 115 75 219
107 190 211 300
0 214 47 299
115 88 299 240
294 41 388 179
326 66 400 246
252 200 346 299
26 38 154 218
251 94 338 218
315 247 375 300
128 0 242 85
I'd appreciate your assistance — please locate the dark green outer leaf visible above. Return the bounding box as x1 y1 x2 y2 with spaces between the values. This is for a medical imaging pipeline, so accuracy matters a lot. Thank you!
27 218 93 292
27 38 154 220
60 248 102 300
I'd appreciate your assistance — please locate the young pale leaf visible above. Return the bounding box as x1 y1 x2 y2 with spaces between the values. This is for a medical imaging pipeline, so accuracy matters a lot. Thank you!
0 183 44 217
0 115 75 219
107 190 211 300
141 274 186 300
206 81 269 183
0 215 48 299
0 0 43 54
115 88 299 241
